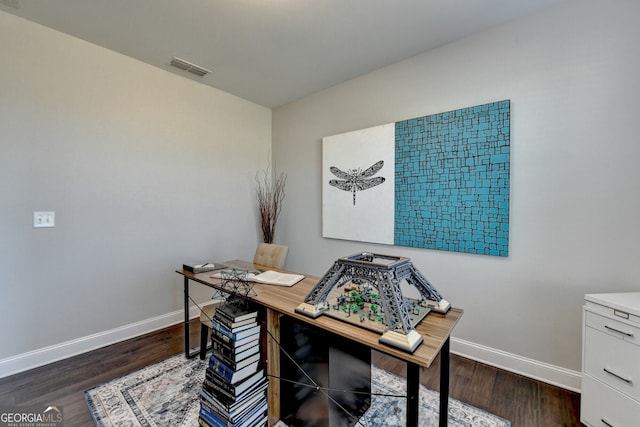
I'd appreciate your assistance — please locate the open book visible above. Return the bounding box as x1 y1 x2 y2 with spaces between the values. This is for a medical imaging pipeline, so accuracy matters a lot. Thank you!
211 269 305 287
250 270 305 287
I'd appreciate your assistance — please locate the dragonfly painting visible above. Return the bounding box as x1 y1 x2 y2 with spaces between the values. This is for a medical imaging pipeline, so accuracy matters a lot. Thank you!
329 160 386 206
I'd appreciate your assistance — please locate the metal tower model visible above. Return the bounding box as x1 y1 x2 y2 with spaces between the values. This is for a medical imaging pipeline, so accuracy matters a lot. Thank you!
295 252 450 353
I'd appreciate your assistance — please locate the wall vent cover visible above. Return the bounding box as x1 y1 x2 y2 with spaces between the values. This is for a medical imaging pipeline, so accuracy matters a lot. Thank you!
0 0 19 8
170 56 211 77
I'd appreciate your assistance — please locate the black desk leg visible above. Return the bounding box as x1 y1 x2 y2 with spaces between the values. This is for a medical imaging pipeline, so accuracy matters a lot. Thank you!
406 362 420 427
183 276 191 358
439 336 450 427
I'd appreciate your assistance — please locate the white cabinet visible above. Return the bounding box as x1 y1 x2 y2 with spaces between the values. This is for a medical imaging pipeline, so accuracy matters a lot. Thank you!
582 293 640 427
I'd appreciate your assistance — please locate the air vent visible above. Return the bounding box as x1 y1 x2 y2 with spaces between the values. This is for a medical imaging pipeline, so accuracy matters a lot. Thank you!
0 0 19 8
170 56 211 77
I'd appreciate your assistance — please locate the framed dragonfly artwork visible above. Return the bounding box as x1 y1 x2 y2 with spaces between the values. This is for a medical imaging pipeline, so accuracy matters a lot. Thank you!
322 100 511 257
322 123 396 245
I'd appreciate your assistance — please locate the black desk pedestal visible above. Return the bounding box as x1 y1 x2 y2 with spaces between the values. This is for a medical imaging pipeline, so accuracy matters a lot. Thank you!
280 317 372 427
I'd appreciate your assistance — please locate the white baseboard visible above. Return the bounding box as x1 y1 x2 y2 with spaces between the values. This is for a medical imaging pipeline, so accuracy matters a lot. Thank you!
451 337 582 393
0 305 201 379
1 312 582 393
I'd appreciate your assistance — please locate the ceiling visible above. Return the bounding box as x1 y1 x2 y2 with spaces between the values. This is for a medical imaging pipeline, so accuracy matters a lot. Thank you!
1 0 565 108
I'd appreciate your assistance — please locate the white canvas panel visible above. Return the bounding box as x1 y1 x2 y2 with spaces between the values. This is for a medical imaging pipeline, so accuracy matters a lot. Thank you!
322 123 395 244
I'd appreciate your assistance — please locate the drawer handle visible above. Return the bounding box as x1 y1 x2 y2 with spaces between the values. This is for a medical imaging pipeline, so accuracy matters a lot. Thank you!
604 324 634 337
601 418 614 427
603 368 633 384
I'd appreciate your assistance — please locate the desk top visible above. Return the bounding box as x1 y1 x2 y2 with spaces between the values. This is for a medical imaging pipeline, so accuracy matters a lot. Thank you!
177 260 463 368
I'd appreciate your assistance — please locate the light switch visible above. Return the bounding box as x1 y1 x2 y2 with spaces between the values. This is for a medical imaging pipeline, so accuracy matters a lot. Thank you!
33 211 55 228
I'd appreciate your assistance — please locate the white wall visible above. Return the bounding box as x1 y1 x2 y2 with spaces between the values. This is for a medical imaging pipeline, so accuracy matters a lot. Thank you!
0 12 271 375
273 0 640 390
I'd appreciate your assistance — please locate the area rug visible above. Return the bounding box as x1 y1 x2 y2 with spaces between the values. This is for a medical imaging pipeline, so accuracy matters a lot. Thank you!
84 354 510 426
364 366 510 427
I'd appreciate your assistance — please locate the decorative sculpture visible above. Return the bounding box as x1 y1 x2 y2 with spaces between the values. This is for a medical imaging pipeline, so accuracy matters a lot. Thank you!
295 253 450 353
210 268 258 302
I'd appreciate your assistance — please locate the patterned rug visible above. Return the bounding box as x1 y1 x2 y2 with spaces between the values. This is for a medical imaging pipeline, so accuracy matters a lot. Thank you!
364 366 510 427
84 354 510 426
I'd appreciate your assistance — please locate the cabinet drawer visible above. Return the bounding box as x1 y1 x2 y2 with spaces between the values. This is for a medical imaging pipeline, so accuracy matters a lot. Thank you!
581 375 640 427
584 326 640 401
585 310 640 346
585 294 640 327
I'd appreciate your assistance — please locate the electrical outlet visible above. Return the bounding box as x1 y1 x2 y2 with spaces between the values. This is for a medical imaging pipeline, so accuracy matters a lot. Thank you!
33 211 55 228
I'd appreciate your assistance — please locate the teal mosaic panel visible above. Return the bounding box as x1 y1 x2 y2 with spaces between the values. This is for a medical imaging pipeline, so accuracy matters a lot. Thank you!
394 100 510 256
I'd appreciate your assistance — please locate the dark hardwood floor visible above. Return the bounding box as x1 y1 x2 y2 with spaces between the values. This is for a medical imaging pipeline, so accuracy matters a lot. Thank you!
372 351 582 427
0 320 581 426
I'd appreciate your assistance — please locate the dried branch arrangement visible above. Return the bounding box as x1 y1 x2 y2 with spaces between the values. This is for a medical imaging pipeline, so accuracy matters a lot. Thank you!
256 162 286 244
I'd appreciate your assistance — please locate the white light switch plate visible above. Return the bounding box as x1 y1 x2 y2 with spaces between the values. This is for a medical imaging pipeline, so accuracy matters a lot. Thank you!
33 211 55 228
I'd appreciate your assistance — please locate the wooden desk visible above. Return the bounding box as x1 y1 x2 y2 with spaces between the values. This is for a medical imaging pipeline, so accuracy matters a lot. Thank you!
177 260 463 427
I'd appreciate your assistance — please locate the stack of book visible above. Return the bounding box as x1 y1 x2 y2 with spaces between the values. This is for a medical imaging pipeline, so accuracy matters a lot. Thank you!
199 299 268 427
183 262 227 274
